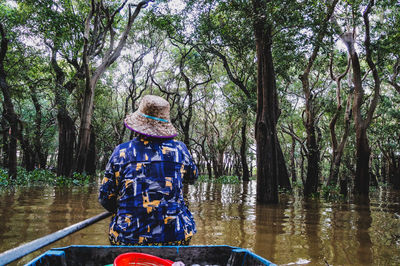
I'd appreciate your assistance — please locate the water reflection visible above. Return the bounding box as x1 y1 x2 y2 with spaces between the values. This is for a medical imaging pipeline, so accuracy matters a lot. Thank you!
355 204 373 265
188 182 258 247
254 199 286 263
304 199 323 265
0 181 399 265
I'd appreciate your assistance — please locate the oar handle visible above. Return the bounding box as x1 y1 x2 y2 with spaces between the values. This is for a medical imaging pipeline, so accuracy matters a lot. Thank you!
0 211 111 265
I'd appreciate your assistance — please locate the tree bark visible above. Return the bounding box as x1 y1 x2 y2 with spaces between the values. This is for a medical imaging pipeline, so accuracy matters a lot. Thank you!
195 135 212 179
205 17 290 185
20 127 35 171
300 0 338 196
277 139 291 190
0 23 18 179
389 155 400 189
216 150 224 178
85 126 96 176
177 49 194 147
302 120 320 196
290 133 297 184
343 0 380 197
253 0 279 203
30 86 47 168
50 48 76 177
240 117 250 181
327 57 351 186
75 0 150 173
57 110 75 177
118 56 147 144
1 113 9 168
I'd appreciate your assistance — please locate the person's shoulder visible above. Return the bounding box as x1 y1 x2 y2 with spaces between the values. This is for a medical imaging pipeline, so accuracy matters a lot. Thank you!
163 138 183 146
110 138 142 162
115 139 134 150
156 138 186 150
112 138 140 154
170 139 190 152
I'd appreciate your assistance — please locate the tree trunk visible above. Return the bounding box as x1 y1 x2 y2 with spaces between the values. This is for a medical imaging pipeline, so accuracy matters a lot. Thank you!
342 0 380 198
217 150 224 177
300 0 338 196
394 159 400 190
253 0 279 203
75 80 95 173
50 48 76 177
303 123 320 196
240 117 249 181
0 23 18 179
20 127 35 171
1 111 9 168
30 87 47 168
212 158 218 178
387 154 400 189
75 0 149 174
199 137 212 179
179 60 194 148
277 139 291 190
327 57 351 186
327 105 352 187
206 161 212 179
182 91 192 147
6 119 18 179
354 129 371 195
57 110 75 177
300 150 305 185
381 158 387 184
85 127 96 176
300 69 320 196
290 135 297 183
328 152 340 186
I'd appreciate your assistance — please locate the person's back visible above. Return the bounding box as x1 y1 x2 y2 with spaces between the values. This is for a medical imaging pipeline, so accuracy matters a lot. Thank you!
99 95 198 246
99 136 197 245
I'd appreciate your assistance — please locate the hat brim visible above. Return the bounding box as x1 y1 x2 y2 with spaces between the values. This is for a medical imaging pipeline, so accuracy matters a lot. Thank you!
124 111 178 138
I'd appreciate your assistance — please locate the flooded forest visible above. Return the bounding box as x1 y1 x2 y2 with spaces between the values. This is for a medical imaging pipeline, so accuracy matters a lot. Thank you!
0 0 400 265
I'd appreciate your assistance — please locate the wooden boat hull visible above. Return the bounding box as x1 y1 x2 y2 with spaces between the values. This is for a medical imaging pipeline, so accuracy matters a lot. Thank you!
26 245 275 266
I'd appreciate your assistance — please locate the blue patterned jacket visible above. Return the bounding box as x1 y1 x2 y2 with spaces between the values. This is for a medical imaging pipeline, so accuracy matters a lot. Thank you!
99 137 198 245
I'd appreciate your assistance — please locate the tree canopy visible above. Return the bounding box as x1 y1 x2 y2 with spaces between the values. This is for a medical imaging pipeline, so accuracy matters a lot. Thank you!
1 0 399 201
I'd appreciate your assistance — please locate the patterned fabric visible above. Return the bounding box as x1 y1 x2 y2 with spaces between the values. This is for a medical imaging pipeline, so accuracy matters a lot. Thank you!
99 137 198 245
109 233 192 246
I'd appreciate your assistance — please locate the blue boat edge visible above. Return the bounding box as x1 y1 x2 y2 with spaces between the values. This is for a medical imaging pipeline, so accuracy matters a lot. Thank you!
26 245 276 266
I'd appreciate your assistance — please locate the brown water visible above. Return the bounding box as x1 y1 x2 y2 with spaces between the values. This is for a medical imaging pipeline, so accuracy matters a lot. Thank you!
0 181 399 265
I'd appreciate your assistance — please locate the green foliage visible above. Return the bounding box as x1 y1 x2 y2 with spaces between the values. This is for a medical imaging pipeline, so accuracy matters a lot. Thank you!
0 168 9 186
321 185 345 202
197 175 241 184
0 168 91 188
1 0 400 198
292 181 303 189
279 187 292 194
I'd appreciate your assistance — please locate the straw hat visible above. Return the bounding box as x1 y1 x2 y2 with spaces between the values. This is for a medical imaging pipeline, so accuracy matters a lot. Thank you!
124 95 177 138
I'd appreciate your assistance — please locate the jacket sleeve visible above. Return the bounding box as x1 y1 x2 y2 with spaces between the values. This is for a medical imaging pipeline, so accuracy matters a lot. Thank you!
98 148 119 213
180 142 198 184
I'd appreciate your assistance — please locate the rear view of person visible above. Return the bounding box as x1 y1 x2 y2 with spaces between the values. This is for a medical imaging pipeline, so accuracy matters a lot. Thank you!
99 95 198 246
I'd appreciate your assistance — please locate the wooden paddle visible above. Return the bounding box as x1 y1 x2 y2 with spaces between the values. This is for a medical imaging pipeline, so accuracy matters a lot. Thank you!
0 211 111 265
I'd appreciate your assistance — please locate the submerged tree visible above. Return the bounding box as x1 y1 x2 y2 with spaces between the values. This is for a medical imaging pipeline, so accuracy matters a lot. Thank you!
75 0 152 173
0 22 18 179
252 0 280 203
338 0 380 197
327 52 352 188
299 0 338 196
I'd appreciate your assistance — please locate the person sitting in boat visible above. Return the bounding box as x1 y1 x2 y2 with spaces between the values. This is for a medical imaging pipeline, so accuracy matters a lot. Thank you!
99 95 198 246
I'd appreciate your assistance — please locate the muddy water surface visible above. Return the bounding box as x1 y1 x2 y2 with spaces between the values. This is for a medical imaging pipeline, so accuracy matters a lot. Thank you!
0 181 399 265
